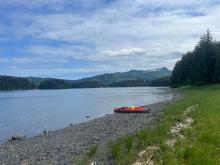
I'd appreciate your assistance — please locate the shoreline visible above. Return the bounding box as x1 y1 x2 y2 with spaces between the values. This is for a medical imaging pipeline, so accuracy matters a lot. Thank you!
0 90 181 165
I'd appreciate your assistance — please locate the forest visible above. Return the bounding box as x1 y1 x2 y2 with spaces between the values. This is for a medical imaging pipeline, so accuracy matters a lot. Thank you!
171 30 220 87
0 76 34 90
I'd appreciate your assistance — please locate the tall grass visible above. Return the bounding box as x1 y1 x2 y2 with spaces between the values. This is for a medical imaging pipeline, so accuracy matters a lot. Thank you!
87 144 98 159
73 144 98 165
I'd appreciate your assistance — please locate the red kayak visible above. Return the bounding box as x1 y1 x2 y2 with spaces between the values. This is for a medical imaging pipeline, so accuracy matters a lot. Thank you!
114 106 150 113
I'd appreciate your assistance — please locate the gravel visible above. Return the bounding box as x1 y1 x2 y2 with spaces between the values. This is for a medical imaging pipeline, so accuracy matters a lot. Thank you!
0 91 181 165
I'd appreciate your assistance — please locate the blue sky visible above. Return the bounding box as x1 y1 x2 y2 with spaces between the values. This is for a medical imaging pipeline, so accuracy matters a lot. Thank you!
1 0 220 79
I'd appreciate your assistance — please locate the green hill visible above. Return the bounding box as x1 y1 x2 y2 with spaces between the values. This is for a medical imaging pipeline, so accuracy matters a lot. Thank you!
27 77 50 86
150 76 171 87
0 67 171 90
109 79 150 87
78 67 171 86
0 75 35 90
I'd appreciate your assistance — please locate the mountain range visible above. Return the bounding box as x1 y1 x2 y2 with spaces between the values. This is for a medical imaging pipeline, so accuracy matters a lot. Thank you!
0 67 171 90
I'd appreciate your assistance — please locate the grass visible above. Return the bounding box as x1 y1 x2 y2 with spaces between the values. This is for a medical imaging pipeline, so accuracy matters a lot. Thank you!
87 144 98 159
72 144 98 165
157 85 220 164
108 84 220 164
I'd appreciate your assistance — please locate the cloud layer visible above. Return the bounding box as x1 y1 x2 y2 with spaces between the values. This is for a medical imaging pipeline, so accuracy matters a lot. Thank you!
0 0 220 79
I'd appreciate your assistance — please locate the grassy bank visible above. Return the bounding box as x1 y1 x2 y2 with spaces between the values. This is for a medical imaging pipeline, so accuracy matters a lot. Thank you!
107 85 220 164
75 85 220 164
160 85 220 164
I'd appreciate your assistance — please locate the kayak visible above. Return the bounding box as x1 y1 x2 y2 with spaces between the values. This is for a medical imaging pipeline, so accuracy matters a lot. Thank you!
114 106 150 113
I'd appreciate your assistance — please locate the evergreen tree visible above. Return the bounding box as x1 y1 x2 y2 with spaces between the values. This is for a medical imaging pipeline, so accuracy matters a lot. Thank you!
171 30 219 87
214 42 220 82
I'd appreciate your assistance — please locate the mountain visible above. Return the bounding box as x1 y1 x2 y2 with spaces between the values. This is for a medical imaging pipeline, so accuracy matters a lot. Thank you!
0 67 171 90
109 79 150 87
77 67 171 86
150 76 171 87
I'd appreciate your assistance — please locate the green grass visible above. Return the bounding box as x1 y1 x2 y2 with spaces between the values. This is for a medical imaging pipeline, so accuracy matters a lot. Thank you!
108 84 220 164
87 144 98 159
72 144 98 165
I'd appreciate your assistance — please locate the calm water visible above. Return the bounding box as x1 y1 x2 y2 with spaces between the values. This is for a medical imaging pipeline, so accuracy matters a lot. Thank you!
0 87 172 143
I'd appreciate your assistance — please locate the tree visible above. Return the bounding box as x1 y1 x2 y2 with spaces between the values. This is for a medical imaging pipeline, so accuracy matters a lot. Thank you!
0 76 35 90
214 42 220 82
39 79 70 89
171 30 219 87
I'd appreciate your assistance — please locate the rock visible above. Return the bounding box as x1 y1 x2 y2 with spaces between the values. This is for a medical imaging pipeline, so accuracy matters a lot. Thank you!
10 135 26 142
94 136 99 140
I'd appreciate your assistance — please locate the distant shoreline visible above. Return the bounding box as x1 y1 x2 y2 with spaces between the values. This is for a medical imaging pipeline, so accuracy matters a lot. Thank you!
0 85 170 91
0 89 181 164
0 68 171 90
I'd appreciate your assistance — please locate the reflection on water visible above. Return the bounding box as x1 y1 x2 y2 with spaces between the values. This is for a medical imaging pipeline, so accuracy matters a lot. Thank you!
0 87 172 143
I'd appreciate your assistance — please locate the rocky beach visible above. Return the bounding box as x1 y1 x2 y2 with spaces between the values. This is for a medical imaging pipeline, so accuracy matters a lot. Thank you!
0 91 181 165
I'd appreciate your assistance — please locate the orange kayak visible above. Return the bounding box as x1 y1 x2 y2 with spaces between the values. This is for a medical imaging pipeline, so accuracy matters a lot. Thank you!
114 106 150 113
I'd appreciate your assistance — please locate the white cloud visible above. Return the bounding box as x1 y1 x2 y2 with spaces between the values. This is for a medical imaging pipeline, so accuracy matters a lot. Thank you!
103 48 146 57
1 0 220 78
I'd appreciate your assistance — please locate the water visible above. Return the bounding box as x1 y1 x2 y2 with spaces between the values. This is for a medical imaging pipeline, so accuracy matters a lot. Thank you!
0 87 172 143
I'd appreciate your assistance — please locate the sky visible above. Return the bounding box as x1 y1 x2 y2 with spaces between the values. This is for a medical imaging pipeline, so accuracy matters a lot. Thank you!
0 0 220 80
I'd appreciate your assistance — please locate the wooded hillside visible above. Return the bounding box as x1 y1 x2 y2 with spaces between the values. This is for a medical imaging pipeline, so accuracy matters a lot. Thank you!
171 30 220 87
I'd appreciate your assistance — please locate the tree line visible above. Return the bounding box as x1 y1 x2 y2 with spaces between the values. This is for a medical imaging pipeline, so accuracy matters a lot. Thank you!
0 76 34 90
171 30 220 87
